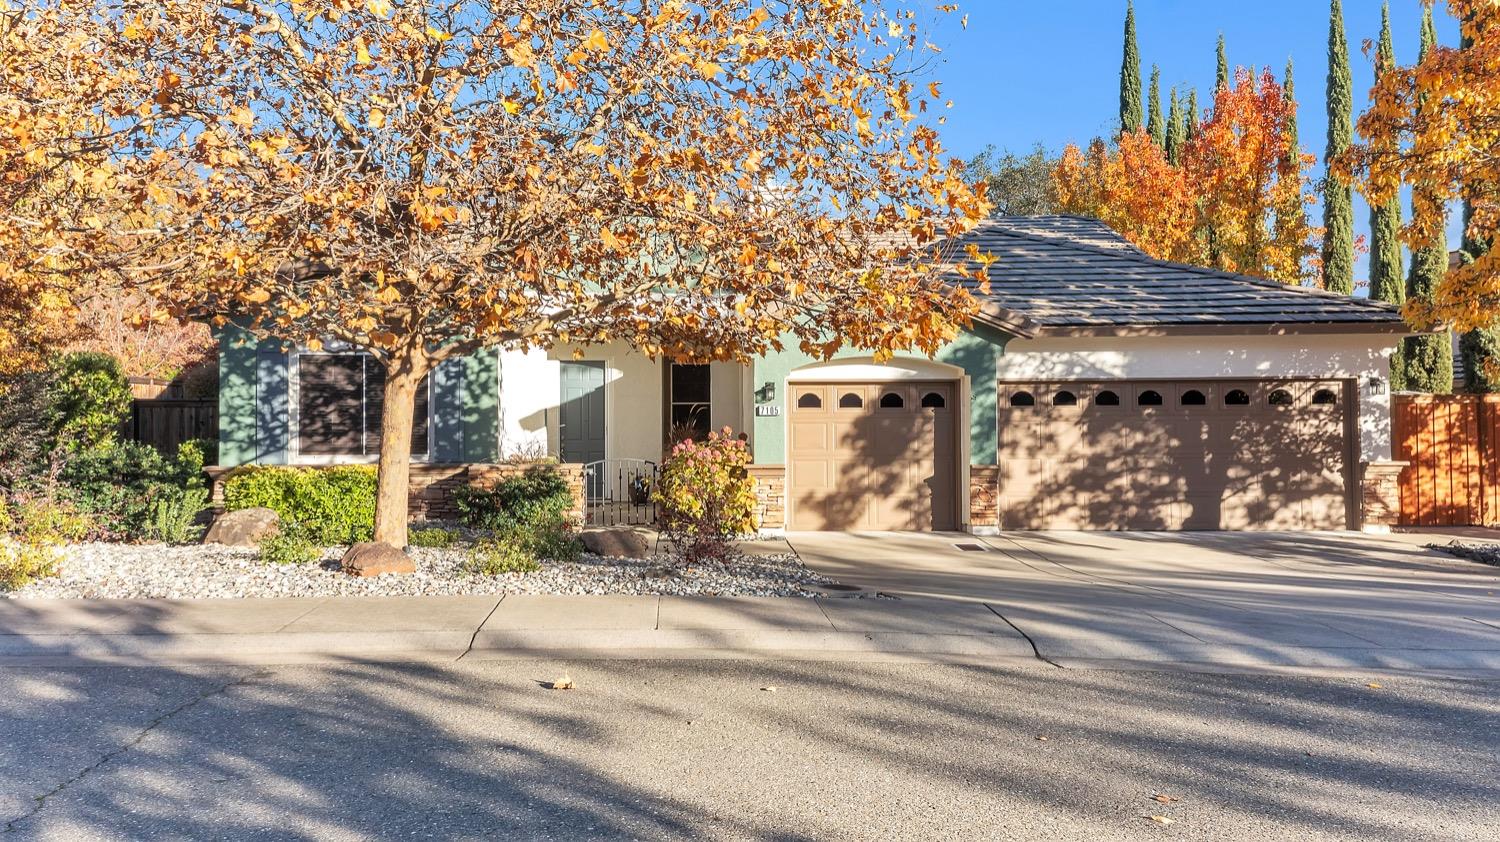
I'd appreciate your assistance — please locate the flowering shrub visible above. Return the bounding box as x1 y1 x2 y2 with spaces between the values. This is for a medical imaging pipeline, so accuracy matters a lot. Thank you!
655 428 757 564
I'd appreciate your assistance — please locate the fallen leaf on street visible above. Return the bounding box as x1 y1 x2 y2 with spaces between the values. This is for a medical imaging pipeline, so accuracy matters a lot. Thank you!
761 686 777 692
1152 794 1180 804
1366 682 1383 689
1147 815 1176 825
549 675 575 690
1035 735 1050 741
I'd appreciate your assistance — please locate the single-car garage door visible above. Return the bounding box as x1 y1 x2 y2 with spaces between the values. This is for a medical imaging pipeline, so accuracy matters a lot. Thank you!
997 380 1355 530
788 381 958 531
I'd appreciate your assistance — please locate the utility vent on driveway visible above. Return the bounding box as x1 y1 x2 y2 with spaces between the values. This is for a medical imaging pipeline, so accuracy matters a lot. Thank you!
953 543 988 553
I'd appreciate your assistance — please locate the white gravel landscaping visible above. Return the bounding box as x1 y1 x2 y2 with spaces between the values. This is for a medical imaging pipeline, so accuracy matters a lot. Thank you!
2 542 848 600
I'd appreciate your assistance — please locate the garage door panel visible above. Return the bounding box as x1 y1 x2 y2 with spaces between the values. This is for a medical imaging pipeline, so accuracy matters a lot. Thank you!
998 379 1354 531
789 380 957 531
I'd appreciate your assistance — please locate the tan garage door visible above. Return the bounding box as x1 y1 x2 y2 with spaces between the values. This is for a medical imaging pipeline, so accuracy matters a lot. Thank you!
997 380 1355 530
788 381 958 531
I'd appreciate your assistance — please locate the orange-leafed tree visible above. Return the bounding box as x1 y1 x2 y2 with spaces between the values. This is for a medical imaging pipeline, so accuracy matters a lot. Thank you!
1341 0 1499 332
1055 67 1317 285
4 0 990 549
1053 132 1198 263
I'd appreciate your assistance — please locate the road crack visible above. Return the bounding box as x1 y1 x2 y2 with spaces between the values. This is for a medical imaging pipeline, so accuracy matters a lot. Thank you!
3 670 262 834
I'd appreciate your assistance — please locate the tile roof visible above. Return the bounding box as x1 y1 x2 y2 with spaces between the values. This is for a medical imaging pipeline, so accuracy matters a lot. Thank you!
954 216 1407 335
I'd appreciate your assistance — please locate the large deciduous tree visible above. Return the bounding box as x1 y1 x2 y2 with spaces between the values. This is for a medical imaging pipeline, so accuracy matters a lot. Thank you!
964 145 1059 217
2 0 990 549
1056 68 1316 285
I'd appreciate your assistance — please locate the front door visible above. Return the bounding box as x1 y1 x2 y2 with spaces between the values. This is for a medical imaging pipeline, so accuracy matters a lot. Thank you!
560 362 606 478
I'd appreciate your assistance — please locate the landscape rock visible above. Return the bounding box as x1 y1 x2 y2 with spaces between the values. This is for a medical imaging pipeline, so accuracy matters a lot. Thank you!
581 528 653 559
341 542 416 577
203 508 281 548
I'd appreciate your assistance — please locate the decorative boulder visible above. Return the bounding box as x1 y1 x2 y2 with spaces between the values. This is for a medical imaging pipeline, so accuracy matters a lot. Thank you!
580 528 652 559
341 541 415 577
203 508 281 548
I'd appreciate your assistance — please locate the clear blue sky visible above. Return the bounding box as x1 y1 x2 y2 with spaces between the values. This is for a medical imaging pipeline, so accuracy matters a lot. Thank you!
924 0 1464 287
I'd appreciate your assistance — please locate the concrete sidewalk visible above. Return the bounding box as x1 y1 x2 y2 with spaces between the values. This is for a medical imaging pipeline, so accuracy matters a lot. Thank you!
6 589 1500 674
0 594 1037 665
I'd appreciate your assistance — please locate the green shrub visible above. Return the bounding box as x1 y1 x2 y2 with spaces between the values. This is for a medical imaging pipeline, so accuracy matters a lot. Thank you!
46 352 132 452
656 428 757 565
145 487 209 544
224 466 376 545
0 538 60 591
409 527 460 549
7 497 93 545
57 440 203 540
258 528 322 566
463 534 541 575
455 465 580 560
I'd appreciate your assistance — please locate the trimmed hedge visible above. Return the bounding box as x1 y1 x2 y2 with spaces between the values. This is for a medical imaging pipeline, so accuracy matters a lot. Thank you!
224 466 376 545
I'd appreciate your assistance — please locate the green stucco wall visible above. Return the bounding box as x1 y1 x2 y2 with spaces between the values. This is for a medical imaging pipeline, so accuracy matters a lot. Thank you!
215 330 502 468
749 326 1008 466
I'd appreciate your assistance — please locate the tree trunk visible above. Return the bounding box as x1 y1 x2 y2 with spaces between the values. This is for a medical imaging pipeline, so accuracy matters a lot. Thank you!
372 348 428 549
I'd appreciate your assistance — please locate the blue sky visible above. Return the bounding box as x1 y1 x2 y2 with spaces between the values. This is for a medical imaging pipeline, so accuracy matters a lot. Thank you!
924 0 1464 286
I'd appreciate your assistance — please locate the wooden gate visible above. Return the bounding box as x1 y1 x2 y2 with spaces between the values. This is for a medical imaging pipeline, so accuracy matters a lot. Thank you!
123 399 219 455
1393 394 1500 526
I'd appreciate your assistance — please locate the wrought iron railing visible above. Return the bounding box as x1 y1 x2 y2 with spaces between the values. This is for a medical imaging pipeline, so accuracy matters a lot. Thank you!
583 459 659 527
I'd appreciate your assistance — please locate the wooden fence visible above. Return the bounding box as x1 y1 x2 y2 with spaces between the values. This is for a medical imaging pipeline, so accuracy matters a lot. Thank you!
123 399 218 455
1392 393 1500 527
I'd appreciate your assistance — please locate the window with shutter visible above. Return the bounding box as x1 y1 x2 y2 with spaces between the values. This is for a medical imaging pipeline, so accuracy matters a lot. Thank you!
297 353 431 458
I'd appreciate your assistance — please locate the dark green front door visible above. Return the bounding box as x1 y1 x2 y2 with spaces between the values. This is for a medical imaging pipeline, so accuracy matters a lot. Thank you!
559 361 606 467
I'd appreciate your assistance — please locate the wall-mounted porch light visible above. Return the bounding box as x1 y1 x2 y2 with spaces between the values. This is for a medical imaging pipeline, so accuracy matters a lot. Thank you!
1367 376 1388 396
756 381 776 403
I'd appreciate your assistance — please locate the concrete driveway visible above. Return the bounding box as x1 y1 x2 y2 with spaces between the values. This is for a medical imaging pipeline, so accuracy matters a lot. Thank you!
787 530 1500 671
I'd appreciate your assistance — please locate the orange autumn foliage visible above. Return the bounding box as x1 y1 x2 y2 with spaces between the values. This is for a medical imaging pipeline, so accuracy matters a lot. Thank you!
1056 68 1318 285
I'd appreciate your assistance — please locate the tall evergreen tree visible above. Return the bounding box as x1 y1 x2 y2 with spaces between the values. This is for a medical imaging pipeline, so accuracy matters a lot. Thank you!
1284 59 1298 152
1186 88 1200 140
1368 2 1405 305
1400 6 1453 394
1216 34 1229 91
1165 87 1185 165
1147 66 1165 147
1119 1 1143 135
1322 0 1355 295
1452 17 1500 392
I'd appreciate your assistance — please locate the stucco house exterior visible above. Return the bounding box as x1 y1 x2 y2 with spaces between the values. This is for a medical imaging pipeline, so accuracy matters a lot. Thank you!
214 216 1410 534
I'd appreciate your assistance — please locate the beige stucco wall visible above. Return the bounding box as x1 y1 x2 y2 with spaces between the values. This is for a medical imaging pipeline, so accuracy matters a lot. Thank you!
994 333 1400 462
498 343 664 463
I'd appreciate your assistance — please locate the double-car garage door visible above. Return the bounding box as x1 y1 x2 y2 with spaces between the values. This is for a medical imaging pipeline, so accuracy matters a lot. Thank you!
997 379 1356 530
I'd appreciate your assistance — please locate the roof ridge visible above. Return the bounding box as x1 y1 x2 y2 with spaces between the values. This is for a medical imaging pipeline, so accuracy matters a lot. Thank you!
982 224 1401 315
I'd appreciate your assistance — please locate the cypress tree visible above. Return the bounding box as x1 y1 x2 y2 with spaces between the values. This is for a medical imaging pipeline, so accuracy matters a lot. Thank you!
1322 0 1355 295
1186 88 1200 140
1165 87 1185 165
1400 6 1453 394
1120 1 1143 135
1216 34 1229 91
1368 3 1405 305
1458 15 1499 393
1148 66 1165 147
1284 59 1298 152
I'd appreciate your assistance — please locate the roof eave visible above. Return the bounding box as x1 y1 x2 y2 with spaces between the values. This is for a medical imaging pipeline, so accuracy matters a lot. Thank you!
1029 321 1415 338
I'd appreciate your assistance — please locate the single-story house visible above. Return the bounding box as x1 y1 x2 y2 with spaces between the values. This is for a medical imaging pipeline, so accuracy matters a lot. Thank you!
213 216 1410 533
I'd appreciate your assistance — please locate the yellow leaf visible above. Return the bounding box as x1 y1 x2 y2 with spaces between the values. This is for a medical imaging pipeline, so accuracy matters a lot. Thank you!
243 288 271 304
502 98 521 115
696 60 723 79
583 29 608 52
887 20 902 37
355 37 371 65
366 0 393 18
426 25 452 43
230 106 255 129
368 108 385 128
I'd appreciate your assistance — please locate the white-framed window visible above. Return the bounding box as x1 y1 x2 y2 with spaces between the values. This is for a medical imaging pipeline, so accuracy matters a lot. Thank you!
291 351 431 462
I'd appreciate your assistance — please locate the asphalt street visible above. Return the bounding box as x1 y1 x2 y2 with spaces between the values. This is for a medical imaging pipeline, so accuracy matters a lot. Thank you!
2 658 1497 840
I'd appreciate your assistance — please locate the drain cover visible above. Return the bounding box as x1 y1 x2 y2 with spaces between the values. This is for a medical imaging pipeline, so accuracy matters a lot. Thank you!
953 543 988 552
